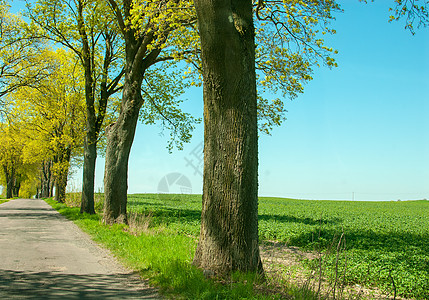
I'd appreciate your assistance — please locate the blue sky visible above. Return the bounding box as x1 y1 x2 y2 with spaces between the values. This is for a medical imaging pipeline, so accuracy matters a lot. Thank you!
12 0 429 200
103 0 428 201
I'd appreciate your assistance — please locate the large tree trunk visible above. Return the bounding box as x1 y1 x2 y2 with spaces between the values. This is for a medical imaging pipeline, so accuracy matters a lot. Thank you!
103 80 143 224
102 0 160 224
192 0 263 275
80 133 97 214
6 184 13 199
54 175 67 203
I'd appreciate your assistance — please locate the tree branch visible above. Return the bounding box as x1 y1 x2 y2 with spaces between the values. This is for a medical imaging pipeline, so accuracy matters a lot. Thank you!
106 0 126 35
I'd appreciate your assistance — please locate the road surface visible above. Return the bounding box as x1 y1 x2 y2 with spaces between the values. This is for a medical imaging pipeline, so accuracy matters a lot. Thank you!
0 198 159 299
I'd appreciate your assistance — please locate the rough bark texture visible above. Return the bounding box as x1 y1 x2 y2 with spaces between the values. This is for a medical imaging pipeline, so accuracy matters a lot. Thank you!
79 93 98 213
102 38 144 224
102 0 161 225
81 55 121 214
102 79 143 224
193 0 263 275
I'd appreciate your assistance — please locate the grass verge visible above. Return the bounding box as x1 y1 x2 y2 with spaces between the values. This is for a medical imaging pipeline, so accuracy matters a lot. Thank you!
44 198 283 299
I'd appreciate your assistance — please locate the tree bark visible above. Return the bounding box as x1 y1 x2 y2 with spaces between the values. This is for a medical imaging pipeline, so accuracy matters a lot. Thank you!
79 23 122 214
102 79 143 224
4 164 14 199
193 0 263 275
80 138 96 214
54 175 66 203
102 1 160 224
54 148 71 203
78 0 98 213
40 160 53 198
12 173 21 197
49 179 54 197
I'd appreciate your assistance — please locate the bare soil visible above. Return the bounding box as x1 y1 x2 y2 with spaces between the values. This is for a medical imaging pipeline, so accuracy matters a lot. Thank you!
259 241 408 300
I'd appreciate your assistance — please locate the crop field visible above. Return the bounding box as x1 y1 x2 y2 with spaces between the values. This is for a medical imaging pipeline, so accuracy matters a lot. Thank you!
127 194 429 299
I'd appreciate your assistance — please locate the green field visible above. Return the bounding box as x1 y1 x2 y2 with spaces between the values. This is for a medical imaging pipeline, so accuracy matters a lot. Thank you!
126 194 429 299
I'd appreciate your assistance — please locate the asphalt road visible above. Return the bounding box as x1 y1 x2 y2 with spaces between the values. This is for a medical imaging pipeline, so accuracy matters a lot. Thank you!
0 198 159 299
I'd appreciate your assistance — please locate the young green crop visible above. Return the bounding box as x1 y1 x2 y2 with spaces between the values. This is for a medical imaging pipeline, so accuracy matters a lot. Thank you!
127 194 429 299
58 194 429 299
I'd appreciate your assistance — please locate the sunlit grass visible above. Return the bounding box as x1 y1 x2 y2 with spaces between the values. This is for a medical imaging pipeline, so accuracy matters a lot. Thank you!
46 198 276 299
52 195 429 299
127 194 429 299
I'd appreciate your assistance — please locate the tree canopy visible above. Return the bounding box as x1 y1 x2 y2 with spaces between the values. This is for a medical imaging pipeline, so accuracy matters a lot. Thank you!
0 1 51 114
2 48 86 200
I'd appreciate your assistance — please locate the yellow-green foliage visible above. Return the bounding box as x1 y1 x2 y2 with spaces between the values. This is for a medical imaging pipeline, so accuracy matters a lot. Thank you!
0 0 52 102
26 0 341 139
12 48 85 164
2 48 86 196
0 120 41 198
255 0 341 134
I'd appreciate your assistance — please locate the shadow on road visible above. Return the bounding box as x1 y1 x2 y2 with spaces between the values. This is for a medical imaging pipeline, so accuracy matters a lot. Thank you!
0 269 158 299
0 212 65 220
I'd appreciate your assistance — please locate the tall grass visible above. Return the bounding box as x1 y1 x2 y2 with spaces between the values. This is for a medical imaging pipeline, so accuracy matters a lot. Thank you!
65 190 104 212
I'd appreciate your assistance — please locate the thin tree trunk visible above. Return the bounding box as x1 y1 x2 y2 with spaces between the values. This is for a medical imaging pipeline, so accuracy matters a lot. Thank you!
49 179 54 198
78 0 97 214
40 160 53 198
12 174 21 197
192 0 263 275
45 160 51 197
80 136 97 214
54 149 72 203
40 162 47 197
39 174 43 198
4 165 14 199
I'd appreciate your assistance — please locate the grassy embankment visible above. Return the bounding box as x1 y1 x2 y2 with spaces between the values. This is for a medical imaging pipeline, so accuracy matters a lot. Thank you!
47 194 429 299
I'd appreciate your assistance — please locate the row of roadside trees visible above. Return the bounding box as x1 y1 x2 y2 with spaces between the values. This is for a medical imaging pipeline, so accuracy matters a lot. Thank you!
1 0 427 275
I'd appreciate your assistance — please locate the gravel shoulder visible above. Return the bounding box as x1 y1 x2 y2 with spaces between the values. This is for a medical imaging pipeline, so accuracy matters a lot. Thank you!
0 198 159 299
